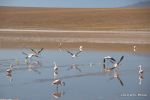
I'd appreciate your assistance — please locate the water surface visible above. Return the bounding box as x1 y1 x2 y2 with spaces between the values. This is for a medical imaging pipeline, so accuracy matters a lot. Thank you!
0 49 150 100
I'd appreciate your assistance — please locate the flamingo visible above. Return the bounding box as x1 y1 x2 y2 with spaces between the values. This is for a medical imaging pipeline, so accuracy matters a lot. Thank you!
23 48 43 59
103 59 115 72
52 79 65 88
138 65 144 85
53 61 58 72
133 45 136 52
66 50 82 58
22 52 38 59
30 48 44 56
110 56 124 69
66 46 83 58
104 56 116 63
79 46 83 51
6 65 13 74
138 65 144 75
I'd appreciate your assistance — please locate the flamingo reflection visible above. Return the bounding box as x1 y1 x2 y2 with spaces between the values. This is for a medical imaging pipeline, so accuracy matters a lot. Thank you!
139 75 144 85
26 61 41 74
51 87 65 98
138 65 144 85
109 70 124 86
6 73 13 82
67 64 82 72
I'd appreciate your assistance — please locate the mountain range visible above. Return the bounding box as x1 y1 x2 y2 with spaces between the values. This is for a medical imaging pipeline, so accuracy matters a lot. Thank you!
125 1 150 8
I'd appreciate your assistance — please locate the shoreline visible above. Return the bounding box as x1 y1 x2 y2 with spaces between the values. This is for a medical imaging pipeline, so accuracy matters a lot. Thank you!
0 30 150 53
0 28 150 33
0 29 150 45
0 41 150 53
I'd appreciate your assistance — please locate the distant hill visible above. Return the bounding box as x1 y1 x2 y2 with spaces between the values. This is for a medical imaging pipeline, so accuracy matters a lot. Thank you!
125 1 150 8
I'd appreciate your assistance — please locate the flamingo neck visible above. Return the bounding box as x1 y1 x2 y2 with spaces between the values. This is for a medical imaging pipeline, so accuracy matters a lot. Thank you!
139 66 142 71
10 65 13 69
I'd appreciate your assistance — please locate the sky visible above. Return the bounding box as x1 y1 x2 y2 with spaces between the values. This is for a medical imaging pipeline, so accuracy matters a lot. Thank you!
0 0 149 8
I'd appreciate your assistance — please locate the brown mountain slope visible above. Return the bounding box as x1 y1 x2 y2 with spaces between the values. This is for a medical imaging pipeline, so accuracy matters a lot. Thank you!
0 7 150 30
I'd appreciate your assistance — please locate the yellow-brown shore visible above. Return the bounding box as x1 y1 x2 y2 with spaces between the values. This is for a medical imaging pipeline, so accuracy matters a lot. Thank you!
0 7 150 52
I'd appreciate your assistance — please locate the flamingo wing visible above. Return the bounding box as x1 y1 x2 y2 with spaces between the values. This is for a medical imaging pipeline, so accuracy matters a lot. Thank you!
75 51 82 56
67 51 74 56
22 52 28 56
117 77 124 86
117 56 124 65
38 48 44 54
30 49 37 54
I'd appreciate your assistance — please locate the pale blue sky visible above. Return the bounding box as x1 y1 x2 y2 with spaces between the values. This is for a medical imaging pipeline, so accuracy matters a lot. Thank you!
0 0 149 8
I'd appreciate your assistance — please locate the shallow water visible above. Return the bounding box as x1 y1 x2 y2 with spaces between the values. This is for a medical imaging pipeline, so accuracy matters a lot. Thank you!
0 48 150 100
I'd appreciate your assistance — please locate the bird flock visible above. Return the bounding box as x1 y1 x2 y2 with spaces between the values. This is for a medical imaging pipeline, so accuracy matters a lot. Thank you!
0 45 145 98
